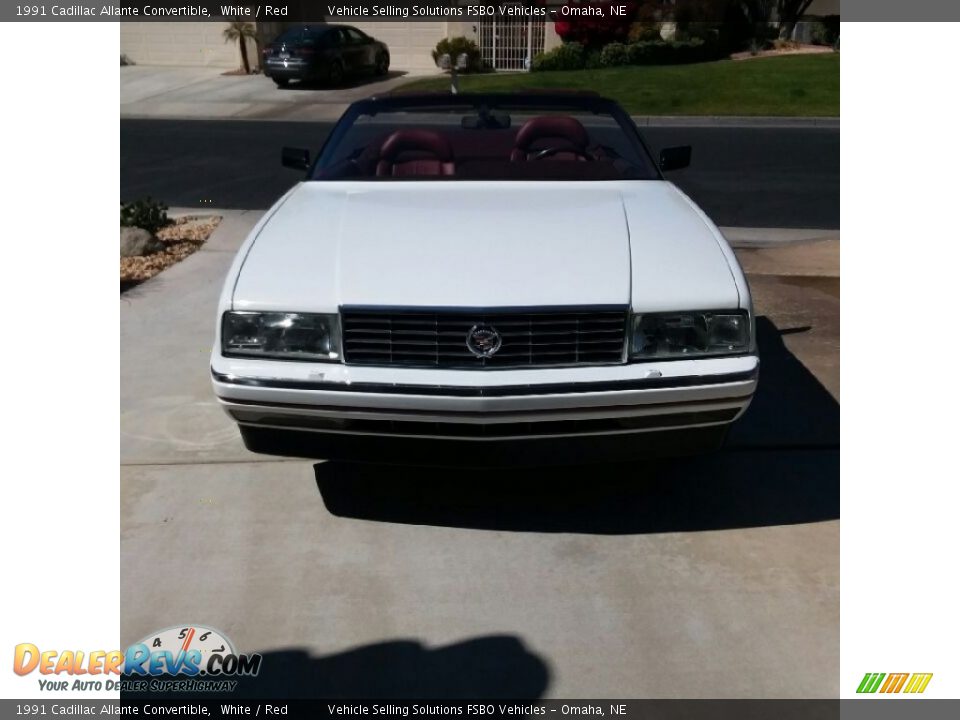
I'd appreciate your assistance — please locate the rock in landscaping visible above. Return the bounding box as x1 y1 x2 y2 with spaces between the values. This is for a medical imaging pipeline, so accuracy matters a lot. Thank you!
120 226 164 257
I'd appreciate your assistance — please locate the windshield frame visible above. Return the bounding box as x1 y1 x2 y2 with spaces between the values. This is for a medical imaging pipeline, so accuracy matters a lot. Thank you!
309 93 663 182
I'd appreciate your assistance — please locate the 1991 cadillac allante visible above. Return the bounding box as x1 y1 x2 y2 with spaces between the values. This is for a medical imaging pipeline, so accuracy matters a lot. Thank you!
211 93 758 465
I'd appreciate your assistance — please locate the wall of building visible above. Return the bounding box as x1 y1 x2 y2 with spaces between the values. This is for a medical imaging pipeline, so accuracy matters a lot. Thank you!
542 22 562 52
340 20 449 71
807 0 841 15
120 22 255 69
121 19 562 73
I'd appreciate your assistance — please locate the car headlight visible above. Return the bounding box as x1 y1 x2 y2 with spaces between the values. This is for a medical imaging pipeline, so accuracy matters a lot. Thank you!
221 311 340 361
630 311 751 360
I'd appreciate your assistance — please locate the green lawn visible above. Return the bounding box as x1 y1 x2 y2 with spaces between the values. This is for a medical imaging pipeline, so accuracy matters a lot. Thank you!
394 53 839 117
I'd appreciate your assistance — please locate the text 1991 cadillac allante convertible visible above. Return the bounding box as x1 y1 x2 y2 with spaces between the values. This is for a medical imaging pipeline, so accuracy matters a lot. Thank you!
211 93 757 465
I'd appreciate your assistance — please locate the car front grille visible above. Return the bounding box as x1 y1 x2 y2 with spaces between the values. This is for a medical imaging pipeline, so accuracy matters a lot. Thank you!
341 307 628 369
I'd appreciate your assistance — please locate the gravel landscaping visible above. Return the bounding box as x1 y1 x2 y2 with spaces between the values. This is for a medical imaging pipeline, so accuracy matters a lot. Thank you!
120 215 221 293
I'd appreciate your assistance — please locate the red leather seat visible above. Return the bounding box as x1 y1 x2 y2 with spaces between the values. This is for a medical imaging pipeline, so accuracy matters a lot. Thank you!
510 116 590 162
376 130 455 177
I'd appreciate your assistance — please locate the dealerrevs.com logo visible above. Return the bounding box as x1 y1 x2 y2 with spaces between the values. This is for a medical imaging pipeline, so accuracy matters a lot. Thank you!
14 625 262 693
857 673 933 694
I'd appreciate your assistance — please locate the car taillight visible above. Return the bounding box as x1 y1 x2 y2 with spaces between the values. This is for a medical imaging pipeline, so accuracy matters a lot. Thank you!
297 48 316 56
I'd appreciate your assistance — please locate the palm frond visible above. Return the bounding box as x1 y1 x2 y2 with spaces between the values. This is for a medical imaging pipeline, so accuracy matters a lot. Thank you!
222 21 256 42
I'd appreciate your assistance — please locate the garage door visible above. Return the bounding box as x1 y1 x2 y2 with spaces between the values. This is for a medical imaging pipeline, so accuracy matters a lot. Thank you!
345 22 447 72
121 22 251 69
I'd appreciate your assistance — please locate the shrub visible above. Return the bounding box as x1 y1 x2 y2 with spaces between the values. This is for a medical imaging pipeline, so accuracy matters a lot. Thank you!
627 22 662 43
624 39 717 66
671 39 714 64
431 36 485 73
625 42 651 65
584 49 604 69
679 22 721 47
120 198 169 234
531 43 585 72
533 38 725 73
811 15 840 47
717 0 776 52
599 42 630 67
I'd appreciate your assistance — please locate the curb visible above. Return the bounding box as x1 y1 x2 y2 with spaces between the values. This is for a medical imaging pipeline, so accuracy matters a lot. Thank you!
120 110 838 129
120 107 351 123
633 115 839 128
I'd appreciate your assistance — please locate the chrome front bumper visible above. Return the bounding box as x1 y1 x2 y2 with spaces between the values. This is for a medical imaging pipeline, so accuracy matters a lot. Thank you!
211 355 758 442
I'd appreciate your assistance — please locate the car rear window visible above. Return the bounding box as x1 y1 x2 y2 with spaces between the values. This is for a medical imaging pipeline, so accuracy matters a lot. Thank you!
343 28 368 43
273 26 328 45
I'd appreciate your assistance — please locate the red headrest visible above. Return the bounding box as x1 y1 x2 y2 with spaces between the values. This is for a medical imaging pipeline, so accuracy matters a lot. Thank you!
513 116 589 153
379 129 453 163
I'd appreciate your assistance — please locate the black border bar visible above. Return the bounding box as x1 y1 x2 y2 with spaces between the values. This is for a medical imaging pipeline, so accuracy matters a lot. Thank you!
8 699 960 720
3 0 860 23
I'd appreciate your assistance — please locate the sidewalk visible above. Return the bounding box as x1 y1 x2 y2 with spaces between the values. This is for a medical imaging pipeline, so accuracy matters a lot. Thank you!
635 116 839 128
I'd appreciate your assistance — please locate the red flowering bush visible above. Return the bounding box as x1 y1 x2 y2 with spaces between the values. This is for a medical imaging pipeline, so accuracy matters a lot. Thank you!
554 1 640 47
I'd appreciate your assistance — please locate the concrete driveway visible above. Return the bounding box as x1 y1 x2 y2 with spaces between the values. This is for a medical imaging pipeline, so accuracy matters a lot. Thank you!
120 213 839 698
120 66 436 122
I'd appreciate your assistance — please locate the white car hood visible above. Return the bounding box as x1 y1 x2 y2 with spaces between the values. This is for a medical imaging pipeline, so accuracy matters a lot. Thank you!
232 181 741 313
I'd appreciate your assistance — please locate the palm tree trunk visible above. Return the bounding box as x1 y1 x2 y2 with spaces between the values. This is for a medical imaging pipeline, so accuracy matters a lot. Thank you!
239 37 250 74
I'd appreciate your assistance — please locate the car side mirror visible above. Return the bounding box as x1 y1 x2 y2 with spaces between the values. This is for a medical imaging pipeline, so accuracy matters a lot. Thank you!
282 147 310 171
659 145 691 172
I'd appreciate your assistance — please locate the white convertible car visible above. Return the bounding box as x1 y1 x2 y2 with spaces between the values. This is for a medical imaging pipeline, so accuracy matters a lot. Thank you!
211 94 757 465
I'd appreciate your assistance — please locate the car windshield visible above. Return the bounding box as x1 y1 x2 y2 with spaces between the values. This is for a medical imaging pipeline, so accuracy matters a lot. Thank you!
311 95 660 181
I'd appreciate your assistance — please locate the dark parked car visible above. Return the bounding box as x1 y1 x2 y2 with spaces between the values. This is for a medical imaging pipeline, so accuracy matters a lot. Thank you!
262 25 390 88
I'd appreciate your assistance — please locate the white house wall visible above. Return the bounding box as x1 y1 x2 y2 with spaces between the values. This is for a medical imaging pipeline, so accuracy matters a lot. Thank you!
121 22 254 69
344 21 449 71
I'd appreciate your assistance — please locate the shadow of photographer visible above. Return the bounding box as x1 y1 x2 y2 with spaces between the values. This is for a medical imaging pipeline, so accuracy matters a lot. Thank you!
122 635 549 700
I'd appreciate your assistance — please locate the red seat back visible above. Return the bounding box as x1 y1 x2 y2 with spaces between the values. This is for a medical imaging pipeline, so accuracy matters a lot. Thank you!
510 116 590 162
376 130 455 177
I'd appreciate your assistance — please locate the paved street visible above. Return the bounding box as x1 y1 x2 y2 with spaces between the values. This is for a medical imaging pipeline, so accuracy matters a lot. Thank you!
120 213 839 698
121 120 839 228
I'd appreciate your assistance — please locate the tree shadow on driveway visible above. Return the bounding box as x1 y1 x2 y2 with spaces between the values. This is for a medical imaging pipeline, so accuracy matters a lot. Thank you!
314 317 839 534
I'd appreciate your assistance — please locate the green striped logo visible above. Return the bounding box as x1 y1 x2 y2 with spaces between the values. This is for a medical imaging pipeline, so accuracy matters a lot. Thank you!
857 672 932 694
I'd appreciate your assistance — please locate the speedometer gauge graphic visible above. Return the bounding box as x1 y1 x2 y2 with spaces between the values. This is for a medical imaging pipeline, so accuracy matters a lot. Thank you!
138 625 234 671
